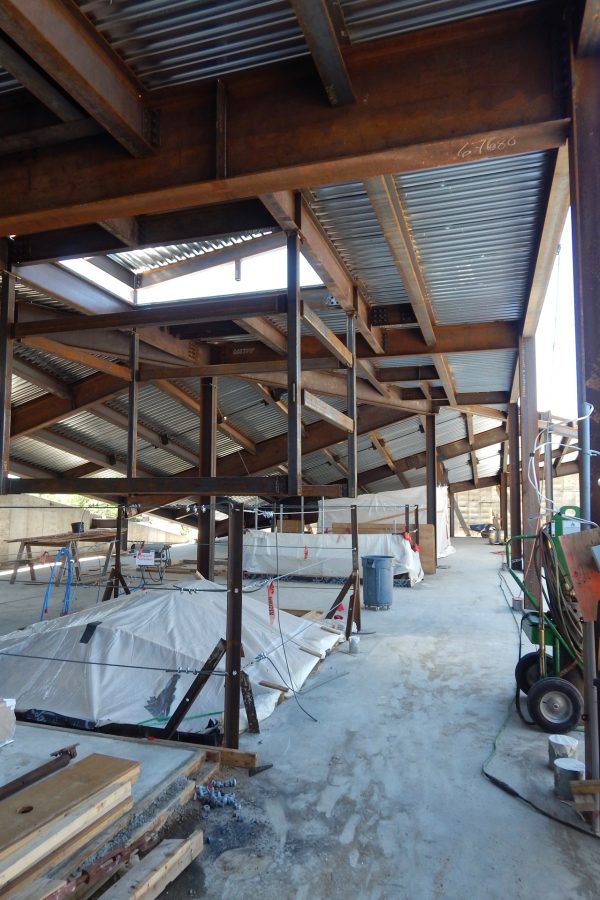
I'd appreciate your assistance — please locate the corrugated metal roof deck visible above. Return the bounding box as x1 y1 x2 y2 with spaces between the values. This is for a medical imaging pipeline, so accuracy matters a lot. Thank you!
111 231 276 274
396 153 551 325
308 182 409 307
341 0 540 43
75 0 308 89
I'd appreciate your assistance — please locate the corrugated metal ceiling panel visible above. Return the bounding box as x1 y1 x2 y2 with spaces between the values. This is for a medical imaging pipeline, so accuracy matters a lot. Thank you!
308 181 409 307
111 231 275 273
396 153 551 324
10 436 87 471
343 0 540 44
447 350 517 393
11 376 47 407
75 0 307 89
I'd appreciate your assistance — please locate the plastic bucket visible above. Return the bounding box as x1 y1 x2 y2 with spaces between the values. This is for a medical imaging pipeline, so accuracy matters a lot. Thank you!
71 522 84 533
361 555 394 609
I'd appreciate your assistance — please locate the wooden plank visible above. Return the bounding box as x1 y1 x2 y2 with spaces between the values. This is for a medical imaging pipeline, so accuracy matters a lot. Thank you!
0 754 139 863
258 680 290 694
571 779 600 795
204 747 258 769
0 782 132 890
104 832 203 900
419 523 436 575
5 797 132 899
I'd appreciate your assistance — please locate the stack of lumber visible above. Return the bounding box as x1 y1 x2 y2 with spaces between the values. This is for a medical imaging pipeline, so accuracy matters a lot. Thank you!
0 753 139 897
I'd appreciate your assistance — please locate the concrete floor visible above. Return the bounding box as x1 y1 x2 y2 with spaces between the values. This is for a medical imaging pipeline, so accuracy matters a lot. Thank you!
167 538 600 900
1 539 599 898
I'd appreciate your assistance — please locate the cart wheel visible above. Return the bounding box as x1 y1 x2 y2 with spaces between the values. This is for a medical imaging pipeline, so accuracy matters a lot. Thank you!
526 677 583 734
514 652 553 694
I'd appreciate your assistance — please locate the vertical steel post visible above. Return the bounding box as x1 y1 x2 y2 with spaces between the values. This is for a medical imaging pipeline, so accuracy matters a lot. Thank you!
114 504 123 599
499 473 508 537
425 414 437 565
197 376 217 579
287 227 302 496
127 330 139 479
569 50 600 795
346 504 361 638
449 494 455 538
508 402 522 565
543 420 553 519
346 310 358 498
519 336 540 602
570 52 600 525
223 502 244 749
0 266 15 492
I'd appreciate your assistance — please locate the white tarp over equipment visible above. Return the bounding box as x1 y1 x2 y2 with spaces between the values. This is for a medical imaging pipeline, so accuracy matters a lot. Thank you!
0 581 339 733
240 531 423 585
318 487 454 558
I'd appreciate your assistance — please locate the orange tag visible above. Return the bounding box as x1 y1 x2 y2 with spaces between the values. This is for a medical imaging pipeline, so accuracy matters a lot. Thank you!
267 581 275 625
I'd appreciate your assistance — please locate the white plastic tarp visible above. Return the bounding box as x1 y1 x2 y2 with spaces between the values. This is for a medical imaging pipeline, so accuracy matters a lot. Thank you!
240 531 423 585
318 487 454 558
0 581 339 733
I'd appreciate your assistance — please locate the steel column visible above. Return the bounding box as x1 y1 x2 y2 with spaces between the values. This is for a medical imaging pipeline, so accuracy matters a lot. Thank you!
508 402 522 565
346 311 358 497
223 502 244 749
519 336 540 600
499 472 508 536
197 376 217 578
127 330 139 479
287 226 302 496
425 414 437 559
570 52 600 523
0 263 15 490
449 493 455 538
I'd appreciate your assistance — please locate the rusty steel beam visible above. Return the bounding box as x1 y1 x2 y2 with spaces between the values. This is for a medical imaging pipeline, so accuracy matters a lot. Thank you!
12 201 277 264
0 0 153 156
289 0 354 106
10 372 128 438
0 6 568 235
14 293 289 337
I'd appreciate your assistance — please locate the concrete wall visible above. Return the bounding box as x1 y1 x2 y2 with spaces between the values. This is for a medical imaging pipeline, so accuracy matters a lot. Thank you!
0 495 190 566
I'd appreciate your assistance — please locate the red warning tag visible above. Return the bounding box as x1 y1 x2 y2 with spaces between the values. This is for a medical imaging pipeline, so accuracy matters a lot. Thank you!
304 545 309 560
267 581 275 625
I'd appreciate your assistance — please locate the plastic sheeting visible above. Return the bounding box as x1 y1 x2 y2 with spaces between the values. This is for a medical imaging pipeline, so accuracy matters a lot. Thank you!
0 581 340 734
241 531 423 585
318 487 454 558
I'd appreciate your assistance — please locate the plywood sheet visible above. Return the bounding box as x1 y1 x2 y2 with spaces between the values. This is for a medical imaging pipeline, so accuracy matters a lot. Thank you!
419 524 436 576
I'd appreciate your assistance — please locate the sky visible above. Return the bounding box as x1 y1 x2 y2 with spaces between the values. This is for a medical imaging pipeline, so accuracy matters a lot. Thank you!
535 211 578 420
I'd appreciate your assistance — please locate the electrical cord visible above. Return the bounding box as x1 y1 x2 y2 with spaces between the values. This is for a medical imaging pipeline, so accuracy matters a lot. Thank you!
482 698 597 839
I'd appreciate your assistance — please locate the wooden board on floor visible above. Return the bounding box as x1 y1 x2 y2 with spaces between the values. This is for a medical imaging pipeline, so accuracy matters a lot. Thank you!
9 799 132 899
104 832 204 899
2 791 133 896
0 754 140 864
418 523 436 575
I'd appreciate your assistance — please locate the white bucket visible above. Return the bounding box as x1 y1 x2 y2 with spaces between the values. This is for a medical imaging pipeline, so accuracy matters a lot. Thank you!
548 734 579 770
349 635 360 655
553 757 585 800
